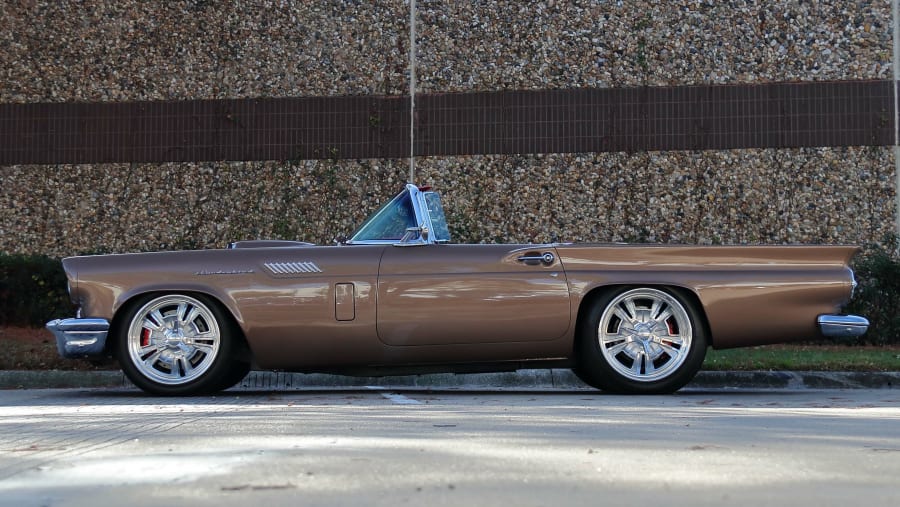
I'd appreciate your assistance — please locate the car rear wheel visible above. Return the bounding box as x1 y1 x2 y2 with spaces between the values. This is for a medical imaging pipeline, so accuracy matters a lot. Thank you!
576 287 707 394
117 293 239 396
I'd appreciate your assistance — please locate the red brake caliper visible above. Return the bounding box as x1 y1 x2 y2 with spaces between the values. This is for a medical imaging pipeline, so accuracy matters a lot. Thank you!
141 328 151 347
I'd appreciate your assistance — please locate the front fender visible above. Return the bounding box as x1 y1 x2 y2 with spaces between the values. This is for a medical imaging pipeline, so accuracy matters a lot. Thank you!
111 283 247 329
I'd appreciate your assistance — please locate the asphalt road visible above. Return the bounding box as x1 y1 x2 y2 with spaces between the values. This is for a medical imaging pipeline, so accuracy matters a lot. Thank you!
0 387 898 507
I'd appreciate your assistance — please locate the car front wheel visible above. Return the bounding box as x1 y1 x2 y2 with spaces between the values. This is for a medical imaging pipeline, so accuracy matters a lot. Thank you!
575 287 708 394
117 293 239 396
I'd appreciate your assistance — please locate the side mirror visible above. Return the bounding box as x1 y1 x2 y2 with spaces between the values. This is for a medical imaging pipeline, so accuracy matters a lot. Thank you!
395 225 429 247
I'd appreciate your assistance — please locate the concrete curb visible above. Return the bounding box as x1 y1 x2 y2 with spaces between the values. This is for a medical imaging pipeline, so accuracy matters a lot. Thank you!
1 369 897 391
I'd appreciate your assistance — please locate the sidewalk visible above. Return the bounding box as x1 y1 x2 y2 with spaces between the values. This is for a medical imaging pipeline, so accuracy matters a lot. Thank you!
1 369 897 391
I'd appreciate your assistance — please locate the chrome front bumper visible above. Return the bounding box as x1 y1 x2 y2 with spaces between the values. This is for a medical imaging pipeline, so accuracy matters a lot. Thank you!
817 314 869 338
46 318 110 358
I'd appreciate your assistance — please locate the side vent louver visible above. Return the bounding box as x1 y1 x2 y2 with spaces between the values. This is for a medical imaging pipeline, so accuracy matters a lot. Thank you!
263 261 323 275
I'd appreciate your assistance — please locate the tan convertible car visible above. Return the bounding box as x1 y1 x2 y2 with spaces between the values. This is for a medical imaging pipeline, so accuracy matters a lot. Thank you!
47 184 869 395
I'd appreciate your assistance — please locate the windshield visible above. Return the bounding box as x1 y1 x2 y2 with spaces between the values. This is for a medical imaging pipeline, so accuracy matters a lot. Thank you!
424 191 451 242
348 190 417 242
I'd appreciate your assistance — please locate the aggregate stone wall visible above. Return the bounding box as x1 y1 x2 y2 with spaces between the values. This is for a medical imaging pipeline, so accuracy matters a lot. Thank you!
1 146 893 257
2 1 889 104
415 0 890 91
418 148 895 246
0 159 409 257
0 0 409 102
0 0 896 256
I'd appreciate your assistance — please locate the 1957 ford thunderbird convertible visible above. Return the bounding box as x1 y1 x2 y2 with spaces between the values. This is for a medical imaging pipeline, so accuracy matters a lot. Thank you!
47 184 869 395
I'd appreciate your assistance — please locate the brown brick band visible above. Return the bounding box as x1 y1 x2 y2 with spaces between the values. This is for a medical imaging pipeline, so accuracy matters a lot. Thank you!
0 80 893 165
417 80 894 155
0 96 410 165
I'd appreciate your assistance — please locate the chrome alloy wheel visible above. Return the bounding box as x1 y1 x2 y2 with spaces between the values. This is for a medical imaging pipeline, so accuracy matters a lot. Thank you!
597 288 693 382
126 295 222 386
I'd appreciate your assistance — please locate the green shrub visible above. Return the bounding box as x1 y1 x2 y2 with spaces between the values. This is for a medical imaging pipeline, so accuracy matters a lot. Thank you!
847 237 900 346
0 254 73 327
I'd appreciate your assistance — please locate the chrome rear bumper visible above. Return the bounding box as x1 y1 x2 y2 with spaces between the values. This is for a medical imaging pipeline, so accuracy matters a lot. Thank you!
817 314 869 338
46 318 110 358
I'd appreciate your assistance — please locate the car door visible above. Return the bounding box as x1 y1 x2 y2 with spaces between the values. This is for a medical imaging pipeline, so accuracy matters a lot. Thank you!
376 244 571 346
232 244 387 368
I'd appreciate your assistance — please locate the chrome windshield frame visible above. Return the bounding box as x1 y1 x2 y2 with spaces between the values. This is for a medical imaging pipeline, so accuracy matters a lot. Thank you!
345 184 450 246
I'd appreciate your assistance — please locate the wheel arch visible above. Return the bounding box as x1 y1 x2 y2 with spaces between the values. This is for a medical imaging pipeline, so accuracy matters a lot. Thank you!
574 283 713 351
106 289 251 360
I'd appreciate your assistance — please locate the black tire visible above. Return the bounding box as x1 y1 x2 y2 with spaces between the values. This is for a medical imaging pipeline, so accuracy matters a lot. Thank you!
575 286 707 394
116 293 239 396
215 361 252 391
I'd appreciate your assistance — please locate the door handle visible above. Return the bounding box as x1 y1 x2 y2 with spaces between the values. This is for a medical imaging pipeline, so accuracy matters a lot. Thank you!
517 252 555 265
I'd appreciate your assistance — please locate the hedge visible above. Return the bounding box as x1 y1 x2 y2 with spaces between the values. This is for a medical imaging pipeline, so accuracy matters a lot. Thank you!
0 254 73 327
845 237 900 346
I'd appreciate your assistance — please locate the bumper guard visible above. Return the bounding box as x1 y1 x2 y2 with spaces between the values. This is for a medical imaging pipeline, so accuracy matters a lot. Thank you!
46 318 110 358
817 314 869 338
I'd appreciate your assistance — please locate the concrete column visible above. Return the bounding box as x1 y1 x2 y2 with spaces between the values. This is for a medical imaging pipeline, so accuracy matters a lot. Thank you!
894 0 899 238
409 0 417 183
